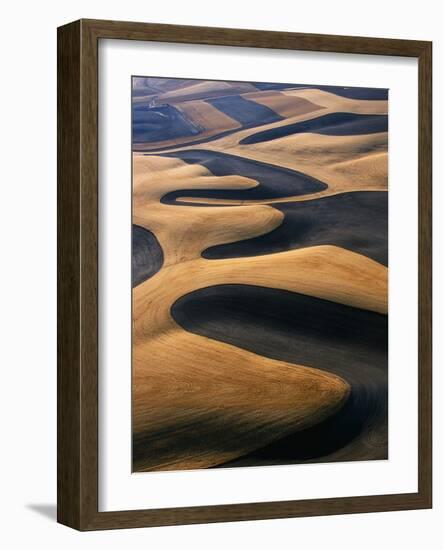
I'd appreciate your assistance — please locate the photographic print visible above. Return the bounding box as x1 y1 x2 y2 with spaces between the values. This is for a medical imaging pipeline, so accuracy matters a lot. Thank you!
131 76 388 473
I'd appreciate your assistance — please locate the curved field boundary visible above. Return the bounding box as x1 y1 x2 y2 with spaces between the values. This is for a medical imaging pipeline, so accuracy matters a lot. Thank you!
160 149 327 203
203 191 388 266
171 284 388 464
241 112 388 145
285 85 388 101
132 225 164 287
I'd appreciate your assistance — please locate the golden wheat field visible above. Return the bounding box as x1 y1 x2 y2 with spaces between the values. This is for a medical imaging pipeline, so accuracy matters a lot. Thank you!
131 77 388 472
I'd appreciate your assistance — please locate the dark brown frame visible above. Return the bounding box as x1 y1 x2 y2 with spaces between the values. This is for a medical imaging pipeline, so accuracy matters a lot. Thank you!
57 18 432 531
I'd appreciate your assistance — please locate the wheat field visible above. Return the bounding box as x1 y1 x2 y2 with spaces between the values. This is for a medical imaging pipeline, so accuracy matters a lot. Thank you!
131 77 388 472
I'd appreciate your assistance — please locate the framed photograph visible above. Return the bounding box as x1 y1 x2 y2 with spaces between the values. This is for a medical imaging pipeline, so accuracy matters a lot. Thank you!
57 19 432 530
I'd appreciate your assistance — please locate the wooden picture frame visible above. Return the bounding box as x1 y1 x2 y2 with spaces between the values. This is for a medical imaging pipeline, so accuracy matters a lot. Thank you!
57 18 432 530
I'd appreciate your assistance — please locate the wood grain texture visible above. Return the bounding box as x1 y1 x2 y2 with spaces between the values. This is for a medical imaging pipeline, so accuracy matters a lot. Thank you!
81 18 429 56
57 19 81 529
417 41 432 504
57 19 432 530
